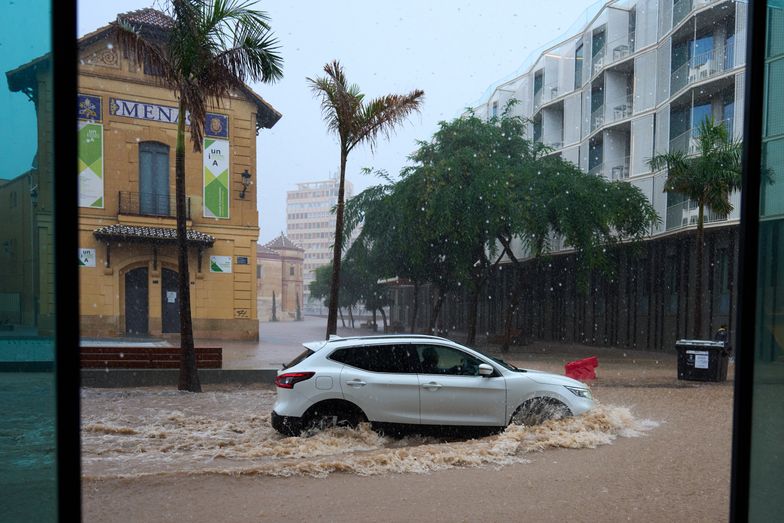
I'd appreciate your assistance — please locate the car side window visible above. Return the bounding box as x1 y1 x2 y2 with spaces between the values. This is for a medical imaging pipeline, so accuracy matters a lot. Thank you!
330 345 418 373
415 345 484 376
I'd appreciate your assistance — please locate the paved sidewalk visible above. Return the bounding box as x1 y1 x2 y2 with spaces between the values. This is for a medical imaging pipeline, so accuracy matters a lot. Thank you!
198 315 375 370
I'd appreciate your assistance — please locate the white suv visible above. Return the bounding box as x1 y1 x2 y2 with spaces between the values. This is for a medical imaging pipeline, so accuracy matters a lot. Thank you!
271 335 594 436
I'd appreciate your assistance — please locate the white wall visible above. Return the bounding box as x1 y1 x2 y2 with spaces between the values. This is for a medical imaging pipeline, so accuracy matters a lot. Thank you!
634 49 657 113
631 114 655 175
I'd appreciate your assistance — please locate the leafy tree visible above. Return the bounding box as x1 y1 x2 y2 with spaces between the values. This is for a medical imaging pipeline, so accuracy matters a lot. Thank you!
648 117 741 338
114 0 283 391
307 61 424 339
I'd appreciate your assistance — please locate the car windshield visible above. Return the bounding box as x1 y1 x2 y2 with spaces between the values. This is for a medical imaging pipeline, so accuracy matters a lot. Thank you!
467 346 523 372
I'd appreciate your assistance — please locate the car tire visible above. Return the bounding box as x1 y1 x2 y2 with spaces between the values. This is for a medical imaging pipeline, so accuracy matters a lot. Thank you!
302 401 366 434
510 397 572 427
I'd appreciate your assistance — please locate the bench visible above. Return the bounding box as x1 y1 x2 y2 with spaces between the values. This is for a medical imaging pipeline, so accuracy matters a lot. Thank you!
80 346 222 369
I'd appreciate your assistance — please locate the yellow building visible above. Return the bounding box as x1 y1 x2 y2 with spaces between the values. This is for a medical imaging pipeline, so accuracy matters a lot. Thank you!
8 8 280 340
256 234 304 321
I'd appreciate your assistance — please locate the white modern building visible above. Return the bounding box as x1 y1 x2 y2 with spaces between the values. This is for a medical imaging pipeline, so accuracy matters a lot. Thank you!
472 0 746 239
286 176 353 312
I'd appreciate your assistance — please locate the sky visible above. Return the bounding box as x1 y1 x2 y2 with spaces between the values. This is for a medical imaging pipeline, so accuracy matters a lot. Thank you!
76 0 597 243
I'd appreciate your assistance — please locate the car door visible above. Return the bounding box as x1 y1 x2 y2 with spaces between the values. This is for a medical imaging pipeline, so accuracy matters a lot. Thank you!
333 344 421 424
415 344 506 426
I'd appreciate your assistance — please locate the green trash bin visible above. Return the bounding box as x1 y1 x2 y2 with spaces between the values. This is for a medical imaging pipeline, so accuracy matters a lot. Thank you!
675 339 730 382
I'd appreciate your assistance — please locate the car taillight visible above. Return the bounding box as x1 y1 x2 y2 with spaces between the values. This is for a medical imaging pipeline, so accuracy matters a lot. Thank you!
275 372 315 389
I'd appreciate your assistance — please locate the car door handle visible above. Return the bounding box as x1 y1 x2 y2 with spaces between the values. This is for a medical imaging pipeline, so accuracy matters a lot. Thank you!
346 380 366 387
421 382 442 390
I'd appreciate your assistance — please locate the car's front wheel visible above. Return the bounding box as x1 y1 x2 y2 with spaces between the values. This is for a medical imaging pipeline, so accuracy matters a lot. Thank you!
510 397 572 427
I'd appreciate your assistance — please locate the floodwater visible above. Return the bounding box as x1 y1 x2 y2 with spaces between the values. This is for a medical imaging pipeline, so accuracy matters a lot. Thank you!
81 386 657 480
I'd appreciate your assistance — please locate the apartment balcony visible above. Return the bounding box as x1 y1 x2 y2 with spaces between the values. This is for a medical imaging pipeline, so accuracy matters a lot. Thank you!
118 191 192 219
542 81 560 104
671 43 735 95
592 47 606 75
673 0 724 28
669 117 733 155
534 89 543 111
588 162 605 177
607 94 633 124
591 104 605 132
665 199 729 230
544 139 564 150
609 156 631 180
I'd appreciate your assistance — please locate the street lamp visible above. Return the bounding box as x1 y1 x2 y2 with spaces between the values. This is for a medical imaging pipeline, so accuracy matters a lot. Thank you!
239 169 252 199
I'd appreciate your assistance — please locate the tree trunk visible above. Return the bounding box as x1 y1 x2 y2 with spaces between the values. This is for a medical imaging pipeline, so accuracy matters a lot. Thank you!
379 307 388 331
410 282 420 333
694 204 705 338
176 100 201 393
372 309 377 331
339 307 346 328
466 285 480 345
429 287 445 333
348 306 355 328
326 148 348 339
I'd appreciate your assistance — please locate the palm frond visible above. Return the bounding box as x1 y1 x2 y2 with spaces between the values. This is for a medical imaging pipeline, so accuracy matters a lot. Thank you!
351 90 425 152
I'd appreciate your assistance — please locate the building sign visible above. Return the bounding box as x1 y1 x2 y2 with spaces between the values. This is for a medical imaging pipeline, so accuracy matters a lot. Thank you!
78 94 102 122
205 114 229 138
78 248 96 267
203 138 230 219
210 256 232 273
108 97 228 137
110 97 188 125
78 122 104 209
236 256 249 265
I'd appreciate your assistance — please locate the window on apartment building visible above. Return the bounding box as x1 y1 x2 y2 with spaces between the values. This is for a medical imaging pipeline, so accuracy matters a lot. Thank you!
492 101 498 118
290 266 294 276
574 43 584 88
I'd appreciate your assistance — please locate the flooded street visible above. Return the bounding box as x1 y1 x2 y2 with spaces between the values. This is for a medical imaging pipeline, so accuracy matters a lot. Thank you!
81 387 655 479
81 350 734 522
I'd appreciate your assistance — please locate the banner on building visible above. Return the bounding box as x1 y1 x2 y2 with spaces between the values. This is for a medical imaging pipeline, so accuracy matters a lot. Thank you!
78 94 104 209
203 138 230 219
78 248 96 267
210 256 232 273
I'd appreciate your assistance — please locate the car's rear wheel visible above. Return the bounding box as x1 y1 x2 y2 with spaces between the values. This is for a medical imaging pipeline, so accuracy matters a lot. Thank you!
302 401 367 434
510 397 572 427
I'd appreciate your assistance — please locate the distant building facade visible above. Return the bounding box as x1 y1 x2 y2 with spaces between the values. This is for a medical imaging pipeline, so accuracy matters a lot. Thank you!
256 234 304 321
5 8 281 340
286 177 353 312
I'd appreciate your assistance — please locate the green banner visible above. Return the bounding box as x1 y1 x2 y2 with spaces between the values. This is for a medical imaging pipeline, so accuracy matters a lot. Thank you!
78 122 104 208
204 138 229 219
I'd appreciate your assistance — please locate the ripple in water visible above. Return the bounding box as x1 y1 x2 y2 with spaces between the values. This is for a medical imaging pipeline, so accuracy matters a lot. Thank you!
80 388 658 479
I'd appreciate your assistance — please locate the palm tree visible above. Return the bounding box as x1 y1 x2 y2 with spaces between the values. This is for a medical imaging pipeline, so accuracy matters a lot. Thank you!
113 0 283 391
307 60 424 339
648 117 741 338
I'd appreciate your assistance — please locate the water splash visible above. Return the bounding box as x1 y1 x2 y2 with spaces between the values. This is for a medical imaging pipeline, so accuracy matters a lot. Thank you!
81 389 657 480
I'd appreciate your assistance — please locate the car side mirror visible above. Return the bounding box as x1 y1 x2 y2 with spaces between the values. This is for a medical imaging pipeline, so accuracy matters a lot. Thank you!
478 363 494 376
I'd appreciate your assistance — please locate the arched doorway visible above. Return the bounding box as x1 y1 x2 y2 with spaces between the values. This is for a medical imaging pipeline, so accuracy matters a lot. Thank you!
125 267 149 335
161 268 180 333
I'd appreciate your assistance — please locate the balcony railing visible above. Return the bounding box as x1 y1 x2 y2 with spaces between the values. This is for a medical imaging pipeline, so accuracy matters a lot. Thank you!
533 88 543 110
118 191 192 219
592 46 606 75
673 0 722 28
610 156 631 180
588 162 605 177
669 117 733 155
544 139 564 150
670 42 735 94
591 104 605 131
665 199 729 231
608 94 634 124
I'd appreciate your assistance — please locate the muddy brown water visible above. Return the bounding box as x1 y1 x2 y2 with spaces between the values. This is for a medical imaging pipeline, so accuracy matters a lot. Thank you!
81 355 734 522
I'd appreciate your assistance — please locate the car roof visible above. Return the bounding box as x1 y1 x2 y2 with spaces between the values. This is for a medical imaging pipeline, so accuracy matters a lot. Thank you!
302 334 451 352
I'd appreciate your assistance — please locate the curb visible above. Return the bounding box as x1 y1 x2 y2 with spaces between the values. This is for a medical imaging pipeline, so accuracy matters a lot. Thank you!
81 368 278 388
